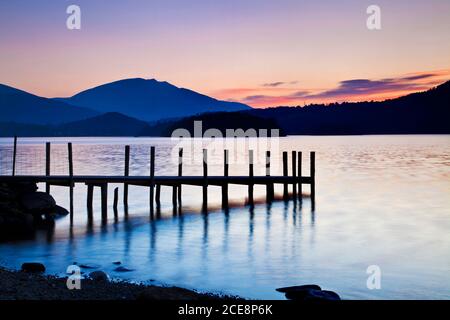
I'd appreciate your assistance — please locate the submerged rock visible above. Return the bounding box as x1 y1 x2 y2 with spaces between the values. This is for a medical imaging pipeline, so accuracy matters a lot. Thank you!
21 262 46 273
276 284 321 293
114 266 134 272
79 263 101 269
276 284 340 301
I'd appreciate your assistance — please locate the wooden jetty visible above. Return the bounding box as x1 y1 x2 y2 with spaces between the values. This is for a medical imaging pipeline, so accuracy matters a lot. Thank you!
0 138 316 223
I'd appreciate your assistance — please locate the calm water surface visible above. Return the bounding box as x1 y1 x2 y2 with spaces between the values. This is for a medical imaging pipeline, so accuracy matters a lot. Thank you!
0 135 449 299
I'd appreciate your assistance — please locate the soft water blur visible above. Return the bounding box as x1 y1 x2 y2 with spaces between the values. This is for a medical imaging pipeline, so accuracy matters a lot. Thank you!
0 135 449 299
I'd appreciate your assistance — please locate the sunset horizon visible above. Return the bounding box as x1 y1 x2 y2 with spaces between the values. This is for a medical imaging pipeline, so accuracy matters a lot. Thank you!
1 68 449 108
1 0 449 107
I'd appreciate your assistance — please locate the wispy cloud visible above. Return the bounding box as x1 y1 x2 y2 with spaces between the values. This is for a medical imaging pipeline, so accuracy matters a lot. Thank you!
261 81 298 87
217 70 450 107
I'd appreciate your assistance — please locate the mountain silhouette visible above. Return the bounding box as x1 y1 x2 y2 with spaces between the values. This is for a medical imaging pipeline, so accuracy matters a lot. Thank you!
1 80 448 137
0 112 151 137
55 78 250 122
0 84 98 125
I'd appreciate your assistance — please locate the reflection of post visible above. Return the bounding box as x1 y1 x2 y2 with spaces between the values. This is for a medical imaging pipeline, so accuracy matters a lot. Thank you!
149 146 155 216
222 149 229 208
87 184 94 220
248 150 254 205
283 151 288 200
292 151 297 199
172 148 182 210
310 151 316 210
266 151 274 202
68 142 74 224
155 184 161 208
45 142 51 194
12 136 17 176
298 151 302 201
202 149 208 212
124 145 130 207
101 183 108 220
113 187 119 219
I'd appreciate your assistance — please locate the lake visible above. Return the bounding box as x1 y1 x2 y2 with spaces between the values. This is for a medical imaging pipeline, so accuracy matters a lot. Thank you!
0 135 449 299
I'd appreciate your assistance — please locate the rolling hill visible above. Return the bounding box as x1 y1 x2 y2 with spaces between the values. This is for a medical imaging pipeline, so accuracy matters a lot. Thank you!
0 84 98 125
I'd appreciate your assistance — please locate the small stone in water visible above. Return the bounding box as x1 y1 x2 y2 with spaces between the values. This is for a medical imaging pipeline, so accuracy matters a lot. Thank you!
114 266 134 272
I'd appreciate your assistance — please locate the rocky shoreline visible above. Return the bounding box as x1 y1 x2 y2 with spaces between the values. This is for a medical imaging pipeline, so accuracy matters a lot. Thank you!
0 266 233 300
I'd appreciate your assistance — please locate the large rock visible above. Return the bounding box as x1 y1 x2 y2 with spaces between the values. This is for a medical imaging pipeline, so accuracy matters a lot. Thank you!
20 192 56 214
0 183 65 240
45 205 69 219
88 271 109 282
6 182 38 195
21 262 46 273
0 210 35 240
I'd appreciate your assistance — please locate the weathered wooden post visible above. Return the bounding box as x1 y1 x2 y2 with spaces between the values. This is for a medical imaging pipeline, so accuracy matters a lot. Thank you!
45 142 51 194
68 142 74 223
266 151 274 202
149 146 155 216
292 151 297 199
298 151 302 200
222 149 229 208
12 136 17 176
282 151 288 200
248 150 254 205
124 145 130 206
310 151 316 209
202 149 208 212
177 148 183 206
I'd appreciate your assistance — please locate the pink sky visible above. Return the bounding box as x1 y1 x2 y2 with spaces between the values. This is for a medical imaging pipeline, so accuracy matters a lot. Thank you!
1 0 449 107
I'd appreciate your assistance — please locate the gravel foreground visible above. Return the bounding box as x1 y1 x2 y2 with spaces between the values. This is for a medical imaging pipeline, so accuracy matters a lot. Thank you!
0 267 235 300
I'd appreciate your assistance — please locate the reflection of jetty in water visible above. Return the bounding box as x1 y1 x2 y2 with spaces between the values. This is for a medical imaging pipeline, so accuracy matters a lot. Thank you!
39 193 316 249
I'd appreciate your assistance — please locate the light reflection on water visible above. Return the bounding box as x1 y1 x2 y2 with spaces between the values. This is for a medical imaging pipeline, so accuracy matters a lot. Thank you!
0 135 449 299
